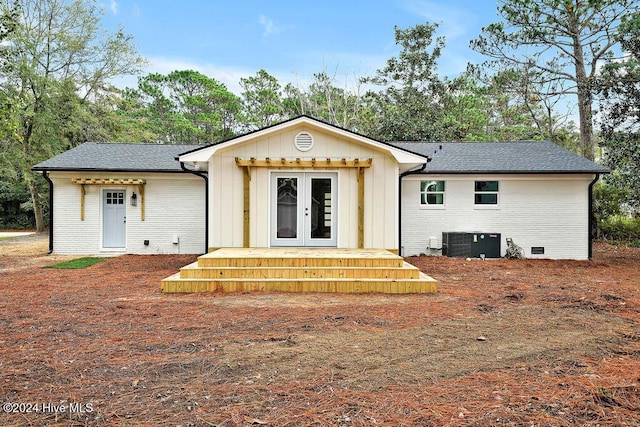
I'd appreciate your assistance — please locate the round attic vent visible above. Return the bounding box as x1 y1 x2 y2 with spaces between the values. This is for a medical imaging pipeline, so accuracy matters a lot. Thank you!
294 131 314 152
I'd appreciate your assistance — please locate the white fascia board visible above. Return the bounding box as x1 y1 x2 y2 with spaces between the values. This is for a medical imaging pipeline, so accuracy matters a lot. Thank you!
398 162 428 173
178 144 220 163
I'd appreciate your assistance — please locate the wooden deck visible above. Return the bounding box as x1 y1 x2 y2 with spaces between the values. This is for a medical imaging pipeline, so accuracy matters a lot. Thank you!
161 248 437 294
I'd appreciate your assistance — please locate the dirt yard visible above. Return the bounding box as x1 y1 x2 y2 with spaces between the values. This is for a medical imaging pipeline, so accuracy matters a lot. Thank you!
0 234 638 426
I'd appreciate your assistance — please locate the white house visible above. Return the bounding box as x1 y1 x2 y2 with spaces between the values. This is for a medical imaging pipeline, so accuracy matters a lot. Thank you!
33 116 608 260
32 143 206 255
394 142 607 260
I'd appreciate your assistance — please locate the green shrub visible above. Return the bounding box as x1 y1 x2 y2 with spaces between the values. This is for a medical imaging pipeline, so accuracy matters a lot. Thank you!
598 215 640 246
593 182 629 221
0 179 36 230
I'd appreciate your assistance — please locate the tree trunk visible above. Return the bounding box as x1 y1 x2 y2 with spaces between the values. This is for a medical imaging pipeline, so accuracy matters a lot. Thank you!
27 173 45 232
577 89 595 161
572 25 595 161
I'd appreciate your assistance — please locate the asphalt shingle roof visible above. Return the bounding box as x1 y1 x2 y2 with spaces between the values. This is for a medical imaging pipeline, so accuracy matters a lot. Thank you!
389 141 609 174
32 142 203 172
32 140 609 175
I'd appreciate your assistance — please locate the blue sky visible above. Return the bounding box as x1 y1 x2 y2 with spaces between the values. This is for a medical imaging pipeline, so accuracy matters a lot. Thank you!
101 0 502 95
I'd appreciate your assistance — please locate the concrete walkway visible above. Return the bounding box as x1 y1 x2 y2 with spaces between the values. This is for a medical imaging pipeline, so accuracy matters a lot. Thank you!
0 231 36 238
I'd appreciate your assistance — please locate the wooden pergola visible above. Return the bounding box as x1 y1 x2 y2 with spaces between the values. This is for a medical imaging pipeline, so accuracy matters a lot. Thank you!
235 157 373 248
71 178 146 221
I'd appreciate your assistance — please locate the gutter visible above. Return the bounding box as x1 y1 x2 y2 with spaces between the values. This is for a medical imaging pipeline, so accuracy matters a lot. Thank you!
42 171 54 254
588 173 601 260
398 160 430 256
31 167 190 173
180 162 209 254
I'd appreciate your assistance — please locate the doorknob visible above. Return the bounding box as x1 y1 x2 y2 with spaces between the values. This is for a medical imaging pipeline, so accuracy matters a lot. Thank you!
124 216 126 223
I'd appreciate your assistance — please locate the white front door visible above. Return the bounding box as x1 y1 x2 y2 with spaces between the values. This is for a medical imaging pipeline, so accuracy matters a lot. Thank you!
103 190 126 248
270 172 337 247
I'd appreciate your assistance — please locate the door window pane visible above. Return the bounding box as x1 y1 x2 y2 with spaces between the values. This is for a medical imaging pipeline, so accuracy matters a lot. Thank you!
310 178 332 239
276 178 298 238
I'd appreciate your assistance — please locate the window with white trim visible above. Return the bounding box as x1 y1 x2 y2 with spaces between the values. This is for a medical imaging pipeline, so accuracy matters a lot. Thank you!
420 180 445 205
474 181 499 205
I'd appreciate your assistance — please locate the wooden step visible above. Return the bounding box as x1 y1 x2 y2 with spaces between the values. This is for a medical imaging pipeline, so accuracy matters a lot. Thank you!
178 261 422 279
197 248 404 268
160 248 438 294
160 273 438 294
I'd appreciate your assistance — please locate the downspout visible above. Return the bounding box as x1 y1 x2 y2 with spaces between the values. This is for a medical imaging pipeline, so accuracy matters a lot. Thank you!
180 162 209 254
588 173 600 260
42 171 54 254
398 160 430 256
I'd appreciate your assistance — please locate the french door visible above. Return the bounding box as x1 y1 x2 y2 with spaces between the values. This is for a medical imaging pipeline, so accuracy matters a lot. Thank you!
270 172 337 247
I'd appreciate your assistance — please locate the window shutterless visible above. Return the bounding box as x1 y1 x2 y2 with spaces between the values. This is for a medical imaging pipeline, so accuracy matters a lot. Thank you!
474 181 498 205
421 180 445 205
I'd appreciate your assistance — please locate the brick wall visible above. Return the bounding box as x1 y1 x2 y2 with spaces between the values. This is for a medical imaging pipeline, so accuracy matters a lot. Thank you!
400 174 593 260
51 173 205 254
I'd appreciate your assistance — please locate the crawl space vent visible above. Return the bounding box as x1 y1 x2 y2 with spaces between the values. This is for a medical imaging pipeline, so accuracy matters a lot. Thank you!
294 132 314 152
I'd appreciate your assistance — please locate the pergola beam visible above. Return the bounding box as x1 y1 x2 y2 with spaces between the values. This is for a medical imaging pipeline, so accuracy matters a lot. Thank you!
71 178 146 185
71 178 146 221
235 157 372 169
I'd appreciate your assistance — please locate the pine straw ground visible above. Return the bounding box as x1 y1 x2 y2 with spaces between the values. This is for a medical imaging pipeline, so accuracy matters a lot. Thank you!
0 234 639 427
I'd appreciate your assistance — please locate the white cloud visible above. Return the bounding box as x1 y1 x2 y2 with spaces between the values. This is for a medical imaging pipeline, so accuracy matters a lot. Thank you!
110 0 118 15
259 15 282 39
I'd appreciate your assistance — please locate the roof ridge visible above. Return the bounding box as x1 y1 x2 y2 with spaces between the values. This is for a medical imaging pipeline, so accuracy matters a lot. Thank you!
84 141 203 146
389 140 552 144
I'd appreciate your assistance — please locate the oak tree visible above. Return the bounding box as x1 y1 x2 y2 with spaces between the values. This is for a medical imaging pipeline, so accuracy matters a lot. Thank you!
0 0 144 231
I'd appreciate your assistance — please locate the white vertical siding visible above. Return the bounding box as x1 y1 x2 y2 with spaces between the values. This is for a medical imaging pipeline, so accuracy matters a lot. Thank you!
208 148 245 248
365 157 399 249
50 172 205 255
253 167 270 247
337 168 358 247
401 174 594 260
208 124 401 249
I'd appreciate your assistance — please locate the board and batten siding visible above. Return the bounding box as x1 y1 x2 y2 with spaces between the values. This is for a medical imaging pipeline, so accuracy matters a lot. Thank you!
207 125 399 249
50 172 205 254
401 174 595 260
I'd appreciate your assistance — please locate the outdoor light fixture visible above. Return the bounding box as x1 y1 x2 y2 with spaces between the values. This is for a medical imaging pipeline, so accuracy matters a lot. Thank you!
130 192 137 206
